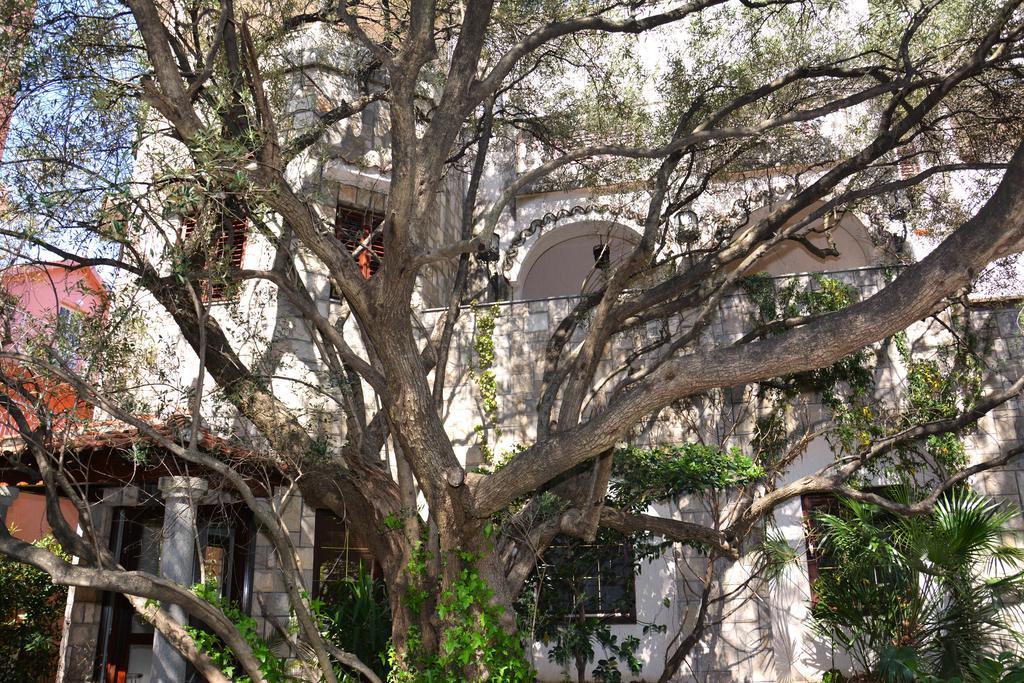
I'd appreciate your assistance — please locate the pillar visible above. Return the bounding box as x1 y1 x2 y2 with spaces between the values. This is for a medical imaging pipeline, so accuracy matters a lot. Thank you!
150 476 208 683
0 485 18 526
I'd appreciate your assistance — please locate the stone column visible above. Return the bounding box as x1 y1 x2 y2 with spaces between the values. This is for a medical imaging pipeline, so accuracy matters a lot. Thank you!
0 485 19 526
150 476 208 683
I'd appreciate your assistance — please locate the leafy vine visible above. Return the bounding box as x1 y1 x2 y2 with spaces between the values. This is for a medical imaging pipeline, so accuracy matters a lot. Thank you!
471 301 501 464
389 546 533 682
187 581 289 683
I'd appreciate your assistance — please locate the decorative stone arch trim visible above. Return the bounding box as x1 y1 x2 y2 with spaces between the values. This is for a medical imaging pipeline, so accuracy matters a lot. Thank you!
501 203 645 276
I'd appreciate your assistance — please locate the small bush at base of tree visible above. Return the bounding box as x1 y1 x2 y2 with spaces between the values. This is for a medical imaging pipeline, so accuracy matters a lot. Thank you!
0 534 68 683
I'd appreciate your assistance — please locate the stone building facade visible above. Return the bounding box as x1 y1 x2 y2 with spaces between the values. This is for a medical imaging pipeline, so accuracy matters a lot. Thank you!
47 249 1024 681
33 24 1024 683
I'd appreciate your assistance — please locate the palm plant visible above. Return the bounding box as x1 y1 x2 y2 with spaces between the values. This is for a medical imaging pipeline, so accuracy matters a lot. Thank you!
317 567 392 681
810 487 1024 682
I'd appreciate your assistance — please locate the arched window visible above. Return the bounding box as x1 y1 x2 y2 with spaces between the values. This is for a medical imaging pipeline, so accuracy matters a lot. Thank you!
747 206 877 275
514 222 639 300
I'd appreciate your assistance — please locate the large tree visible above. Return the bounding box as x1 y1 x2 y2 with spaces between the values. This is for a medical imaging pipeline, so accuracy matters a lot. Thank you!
2 0 1024 680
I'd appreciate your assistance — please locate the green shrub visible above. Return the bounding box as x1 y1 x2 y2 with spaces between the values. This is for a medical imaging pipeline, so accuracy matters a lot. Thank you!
0 534 69 683
811 489 1024 682
316 567 392 681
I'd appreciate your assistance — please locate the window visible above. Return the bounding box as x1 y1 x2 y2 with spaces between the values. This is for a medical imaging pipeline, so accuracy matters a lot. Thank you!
181 199 248 301
517 229 638 300
802 487 896 598
896 143 922 180
312 509 380 599
536 536 636 622
333 204 384 286
56 305 84 363
802 493 842 589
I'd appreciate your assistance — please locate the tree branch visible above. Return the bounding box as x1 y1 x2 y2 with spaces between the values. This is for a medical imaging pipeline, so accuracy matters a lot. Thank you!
472 135 1024 515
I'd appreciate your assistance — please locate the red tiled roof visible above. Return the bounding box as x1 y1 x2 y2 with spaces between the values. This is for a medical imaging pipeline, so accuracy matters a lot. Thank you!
0 415 277 489
61 415 260 460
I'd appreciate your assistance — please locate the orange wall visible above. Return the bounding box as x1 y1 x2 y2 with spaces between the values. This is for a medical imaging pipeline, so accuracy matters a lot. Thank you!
7 492 80 543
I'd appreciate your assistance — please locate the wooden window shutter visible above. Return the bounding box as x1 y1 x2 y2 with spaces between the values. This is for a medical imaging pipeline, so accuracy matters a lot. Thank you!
213 216 248 269
182 215 198 240
207 214 247 300
180 205 248 301
802 492 838 596
334 205 384 281
897 145 921 181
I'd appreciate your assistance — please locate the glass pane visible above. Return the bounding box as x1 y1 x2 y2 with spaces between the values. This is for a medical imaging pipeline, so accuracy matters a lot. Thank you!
315 510 379 598
537 538 635 620
581 576 600 612
125 644 152 682
136 521 162 575
130 521 161 635
203 544 226 585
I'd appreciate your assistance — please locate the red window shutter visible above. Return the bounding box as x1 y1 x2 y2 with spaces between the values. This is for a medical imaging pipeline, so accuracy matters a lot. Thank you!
207 217 246 300
228 217 247 268
334 206 384 280
897 145 921 181
182 210 248 301
897 158 919 181
182 215 197 240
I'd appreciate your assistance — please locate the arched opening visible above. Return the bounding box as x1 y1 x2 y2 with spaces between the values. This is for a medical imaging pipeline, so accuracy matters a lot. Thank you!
514 221 640 300
747 204 877 275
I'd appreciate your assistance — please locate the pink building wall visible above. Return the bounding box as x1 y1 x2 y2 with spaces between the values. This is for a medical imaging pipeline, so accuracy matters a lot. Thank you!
1 262 104 541
2 261 105 322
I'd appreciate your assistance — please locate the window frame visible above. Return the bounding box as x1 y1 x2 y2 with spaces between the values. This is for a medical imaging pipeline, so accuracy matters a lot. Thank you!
180 206 249 302
312 508 381 600
95 503 254 683
801 492 841 592
801 486 897 601
331 203 385 292
535 536 637 624
56 304 85 364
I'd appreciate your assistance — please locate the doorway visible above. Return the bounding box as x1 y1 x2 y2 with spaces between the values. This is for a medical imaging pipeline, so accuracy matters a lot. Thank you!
95 504 254 683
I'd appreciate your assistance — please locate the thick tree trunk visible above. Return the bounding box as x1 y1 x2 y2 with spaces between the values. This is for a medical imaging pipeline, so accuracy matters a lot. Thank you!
381 513 525 679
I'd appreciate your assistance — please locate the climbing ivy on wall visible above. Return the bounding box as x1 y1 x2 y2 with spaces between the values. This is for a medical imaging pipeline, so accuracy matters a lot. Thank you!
741 274 875 405
890 327 983 475
742 272 990 482
390 544 533 683
470 301 501 464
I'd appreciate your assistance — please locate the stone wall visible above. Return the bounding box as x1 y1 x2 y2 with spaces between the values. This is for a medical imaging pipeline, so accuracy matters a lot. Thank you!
965 304 1024 520
250 489 318 643
58 266 1024 682
56 488 135 683
424 266 891 464
417 267 1024 681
